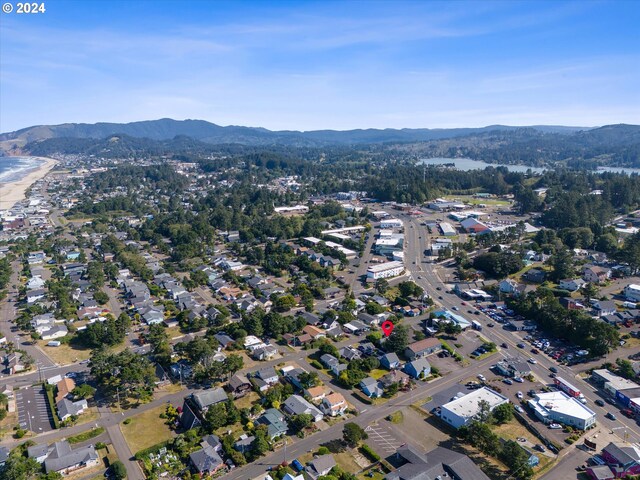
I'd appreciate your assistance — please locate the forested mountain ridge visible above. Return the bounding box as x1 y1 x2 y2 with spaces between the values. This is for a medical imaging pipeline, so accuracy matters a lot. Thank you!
2 118 639 167
1 117 586 149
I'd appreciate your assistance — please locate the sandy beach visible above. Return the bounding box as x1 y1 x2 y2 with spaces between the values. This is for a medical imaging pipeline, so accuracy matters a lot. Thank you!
0 157 58 210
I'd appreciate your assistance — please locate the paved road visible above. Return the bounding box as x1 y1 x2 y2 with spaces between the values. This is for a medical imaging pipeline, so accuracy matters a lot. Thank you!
223 354 498 480
0 260 57 371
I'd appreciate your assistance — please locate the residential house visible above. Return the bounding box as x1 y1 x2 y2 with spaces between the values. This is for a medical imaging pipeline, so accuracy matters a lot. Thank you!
386 445 491 480
524 269 546 284
256 408 288 440
320 354 345 376
189 438 225 476
582 265 611 284
404 358 431 379
305 385 331 403
27 289 46 304
57 398 88 422
233 434 255 454
181 388 229 429
338 346 361 361
213 333 235 349
251 344 279 361
302 325 326 340
228 373 252 398
593 300 617 317
253 367 280 392
55 378 76 403
360 377 384 398
306 455 337 479
499 278 526 296
404 338 442 361
380 370 410 388
560 297 585 311
559 278 587 292
320 392 348 417
42 326 68 341
282 395 323 422
42 441 99 475
380 352 401 370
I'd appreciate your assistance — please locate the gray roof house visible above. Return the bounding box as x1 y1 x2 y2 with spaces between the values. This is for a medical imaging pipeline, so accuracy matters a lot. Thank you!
43 441 99 475
307 454 337 479
189 440 225 475
386 445 491 480
282 395 323 422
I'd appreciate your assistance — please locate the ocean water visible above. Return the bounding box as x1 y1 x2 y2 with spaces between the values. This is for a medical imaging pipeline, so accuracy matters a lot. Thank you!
0 156 45 184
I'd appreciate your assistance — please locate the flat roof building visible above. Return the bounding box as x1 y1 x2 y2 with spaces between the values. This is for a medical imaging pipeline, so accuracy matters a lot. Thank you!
440 387 509 429
367 261 404 280
527 391 596 430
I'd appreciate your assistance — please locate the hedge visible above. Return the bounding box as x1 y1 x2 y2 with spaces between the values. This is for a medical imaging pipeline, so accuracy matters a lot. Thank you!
309 359 324 370
44 384 61 429
68 427 105 444
360 443 381 462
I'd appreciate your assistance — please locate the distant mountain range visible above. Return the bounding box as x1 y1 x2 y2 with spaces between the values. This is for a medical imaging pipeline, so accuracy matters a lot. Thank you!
1 118 639 167
0 118 589 150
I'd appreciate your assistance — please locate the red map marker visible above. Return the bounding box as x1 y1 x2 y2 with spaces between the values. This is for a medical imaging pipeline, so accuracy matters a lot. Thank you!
381 320 394 337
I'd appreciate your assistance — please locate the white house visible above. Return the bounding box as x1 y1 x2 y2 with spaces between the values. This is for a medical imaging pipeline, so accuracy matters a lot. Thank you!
559 278 587 292
582 265 611 284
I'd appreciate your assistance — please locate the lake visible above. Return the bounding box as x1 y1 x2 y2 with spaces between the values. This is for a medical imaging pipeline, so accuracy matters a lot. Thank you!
417 157 640 175
417 157 546 174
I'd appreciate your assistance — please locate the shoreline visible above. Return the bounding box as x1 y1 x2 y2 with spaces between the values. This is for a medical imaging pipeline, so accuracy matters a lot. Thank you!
0 157 58 210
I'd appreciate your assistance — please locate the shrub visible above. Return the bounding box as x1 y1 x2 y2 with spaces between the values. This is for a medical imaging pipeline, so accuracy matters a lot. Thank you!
123 418 132 425
360 444 381 462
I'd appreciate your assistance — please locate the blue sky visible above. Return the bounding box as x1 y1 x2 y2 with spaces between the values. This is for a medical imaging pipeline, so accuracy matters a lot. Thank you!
1 0 639 132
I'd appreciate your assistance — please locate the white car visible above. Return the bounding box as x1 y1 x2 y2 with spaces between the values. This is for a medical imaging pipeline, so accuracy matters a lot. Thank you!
514 377 524 383
515 405 525 413
528 358 537 364
516 391 523 399
477 374 486 381
549 423 562 429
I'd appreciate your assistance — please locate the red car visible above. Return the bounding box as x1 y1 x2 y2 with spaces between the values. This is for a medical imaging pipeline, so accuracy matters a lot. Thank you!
531 348 539 354
622 409 635 418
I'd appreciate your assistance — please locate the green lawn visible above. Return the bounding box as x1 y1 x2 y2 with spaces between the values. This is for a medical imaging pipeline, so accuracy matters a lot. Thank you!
369 369 387 380
120 405 175 454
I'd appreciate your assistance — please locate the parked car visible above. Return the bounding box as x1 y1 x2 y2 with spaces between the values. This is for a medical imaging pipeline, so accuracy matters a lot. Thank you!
515 405 524 413
477 374 486 381
548 423 562 429
516 391 523 399
534 444 546 452
514 377 524 383
503 378 513 385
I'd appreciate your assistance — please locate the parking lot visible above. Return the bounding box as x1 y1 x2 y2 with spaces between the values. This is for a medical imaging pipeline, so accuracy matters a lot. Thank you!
16 386 54 433
365 423 404 456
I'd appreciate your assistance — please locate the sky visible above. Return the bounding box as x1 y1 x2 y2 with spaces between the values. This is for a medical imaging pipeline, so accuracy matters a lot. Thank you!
1 0 639 132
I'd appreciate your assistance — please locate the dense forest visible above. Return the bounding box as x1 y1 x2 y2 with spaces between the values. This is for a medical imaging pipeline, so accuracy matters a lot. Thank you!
12 122 640 167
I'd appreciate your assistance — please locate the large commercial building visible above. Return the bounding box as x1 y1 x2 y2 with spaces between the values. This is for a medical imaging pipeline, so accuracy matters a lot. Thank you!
380 218 404 230
366 261 405 280
439 222 457 236
440 387 509 429
527 391 596 430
